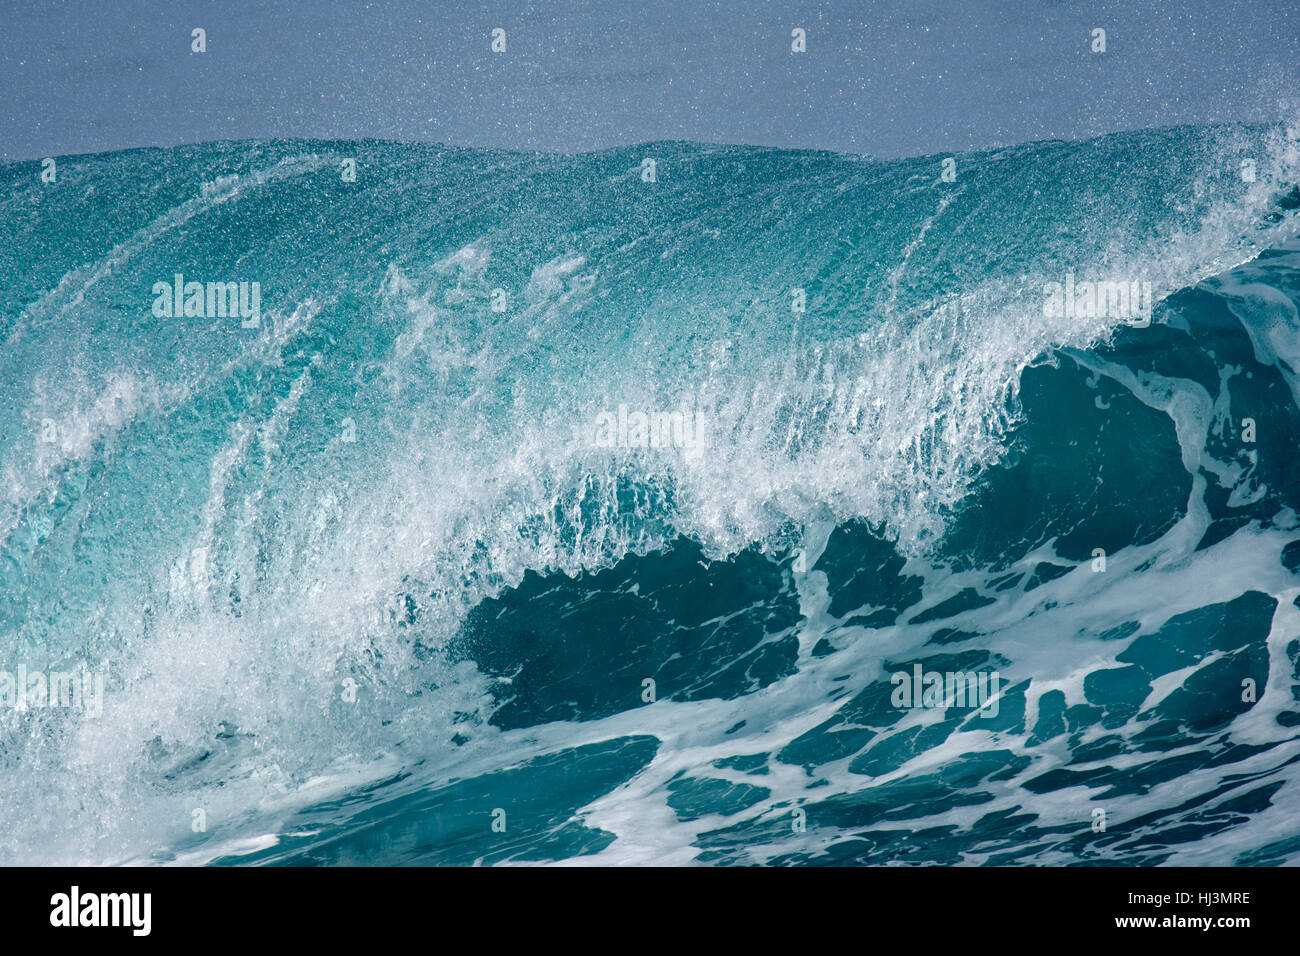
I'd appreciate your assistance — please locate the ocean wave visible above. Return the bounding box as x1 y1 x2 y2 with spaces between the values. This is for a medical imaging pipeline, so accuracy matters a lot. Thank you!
1 122 1299 865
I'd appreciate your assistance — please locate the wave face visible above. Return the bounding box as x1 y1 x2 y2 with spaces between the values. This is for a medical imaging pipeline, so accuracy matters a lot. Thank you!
2 123 1300 866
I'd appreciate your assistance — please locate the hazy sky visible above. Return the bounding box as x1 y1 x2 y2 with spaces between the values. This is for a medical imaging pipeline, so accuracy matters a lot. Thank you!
2 0 1297 161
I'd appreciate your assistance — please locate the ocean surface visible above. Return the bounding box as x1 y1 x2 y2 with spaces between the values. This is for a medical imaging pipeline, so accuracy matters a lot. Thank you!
2 122 1300 865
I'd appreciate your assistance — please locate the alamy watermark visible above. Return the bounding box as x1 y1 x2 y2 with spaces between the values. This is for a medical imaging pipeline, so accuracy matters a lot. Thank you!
1 663 105 718
50 886 150 936
1043 273 1153 327
582 403 709 456
152 273 262 327
890 663 1001 718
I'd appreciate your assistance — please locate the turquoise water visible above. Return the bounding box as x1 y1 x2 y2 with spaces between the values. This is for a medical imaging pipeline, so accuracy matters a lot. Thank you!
2 123 1300 865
